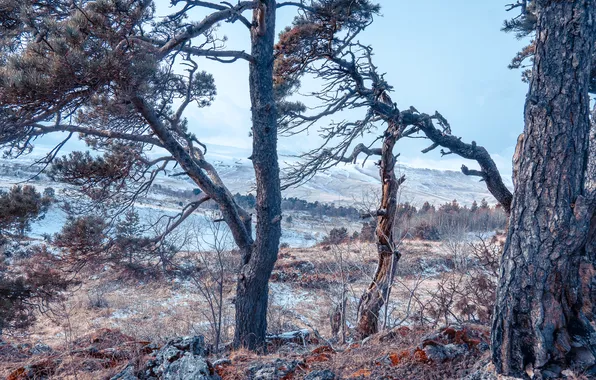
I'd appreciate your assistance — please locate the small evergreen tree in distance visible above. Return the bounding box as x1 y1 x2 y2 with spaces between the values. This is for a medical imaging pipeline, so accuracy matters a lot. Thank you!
0 185 52 238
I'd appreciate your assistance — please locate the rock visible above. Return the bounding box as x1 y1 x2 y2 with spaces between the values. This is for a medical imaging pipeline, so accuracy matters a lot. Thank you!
141 342 160 354
0 342 30 361
7 358 59 380
296 261 315 272
304 369 336 380
252 365 277 380
266 329 310 346
142 336 219 380
160 352 216 380
159 344 184 364
16 343 32 351
212 358 231 367
111 365 138 380
464 369 497 380
159 336 208 358
462 356 497 380
248 358 302 380
423 343 466 362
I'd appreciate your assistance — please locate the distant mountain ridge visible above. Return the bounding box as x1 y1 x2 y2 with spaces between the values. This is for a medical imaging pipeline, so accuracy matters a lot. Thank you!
186 144 513 207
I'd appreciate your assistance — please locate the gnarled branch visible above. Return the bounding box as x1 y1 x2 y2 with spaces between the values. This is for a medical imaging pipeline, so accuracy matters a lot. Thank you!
416 114 513 213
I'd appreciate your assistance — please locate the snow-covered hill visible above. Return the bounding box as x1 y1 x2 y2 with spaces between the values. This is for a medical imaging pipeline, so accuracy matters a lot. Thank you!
0 144 512 208
164 144 513 207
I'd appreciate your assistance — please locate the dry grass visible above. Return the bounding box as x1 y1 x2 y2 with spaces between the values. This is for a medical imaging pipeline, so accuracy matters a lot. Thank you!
16 240 458 346
0 238 500 379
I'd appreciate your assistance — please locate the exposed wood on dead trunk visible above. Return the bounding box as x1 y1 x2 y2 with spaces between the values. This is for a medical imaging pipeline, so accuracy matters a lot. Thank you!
356 120 406 338
491 0 596 376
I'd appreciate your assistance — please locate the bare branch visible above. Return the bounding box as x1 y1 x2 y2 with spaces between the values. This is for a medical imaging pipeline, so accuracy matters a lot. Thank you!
157 1 255 57
151 196 211 244
337 143 382 164
416 114 513 213
181 46 254 62
130 93 254 251
25 123 164 148
276 1 316 12
421 142 439 154
461 165 486 179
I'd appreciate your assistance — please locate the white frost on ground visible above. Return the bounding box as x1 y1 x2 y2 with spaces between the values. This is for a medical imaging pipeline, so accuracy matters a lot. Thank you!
269 282 316 310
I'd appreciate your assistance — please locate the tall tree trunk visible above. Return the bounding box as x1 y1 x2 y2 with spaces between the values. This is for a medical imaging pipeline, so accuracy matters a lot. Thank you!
233 0 281 351
491 0 596 376
356 122 405 338
580 108 596 322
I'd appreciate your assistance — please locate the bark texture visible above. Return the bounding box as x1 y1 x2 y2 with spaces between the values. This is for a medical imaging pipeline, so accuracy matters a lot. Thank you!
356 121 405 338
580 109 596 321
233 0 281 351
491 0 596 376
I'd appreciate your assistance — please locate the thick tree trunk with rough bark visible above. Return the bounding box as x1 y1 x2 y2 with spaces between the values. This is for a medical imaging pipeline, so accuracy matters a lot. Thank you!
491 0 596 376
580 110 596 322
233 0 281 351
356 122 405 338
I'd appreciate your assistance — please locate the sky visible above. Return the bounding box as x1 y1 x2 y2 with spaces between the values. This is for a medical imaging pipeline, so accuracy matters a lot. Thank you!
176 1 530 175
39 1 530 176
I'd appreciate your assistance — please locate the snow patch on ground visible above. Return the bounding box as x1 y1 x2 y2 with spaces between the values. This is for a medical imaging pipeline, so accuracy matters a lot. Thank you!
269 283 316 310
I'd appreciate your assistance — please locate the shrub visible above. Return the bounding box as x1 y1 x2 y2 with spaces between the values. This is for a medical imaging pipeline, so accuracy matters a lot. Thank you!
321 227 349 245
359 221 376 242
54 215 108 261
0 246 70 335
425 235 503 326
412 221 440 241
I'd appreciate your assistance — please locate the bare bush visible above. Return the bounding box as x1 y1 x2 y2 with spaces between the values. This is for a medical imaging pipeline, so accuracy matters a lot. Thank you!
171 216 238 352
425 235 503 326
87 286 110 310
440 224 470 271
267 301 300 336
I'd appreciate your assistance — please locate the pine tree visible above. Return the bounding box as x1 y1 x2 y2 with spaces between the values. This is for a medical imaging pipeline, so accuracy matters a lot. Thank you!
0 185 52 238
492 1 596 375
470 200 479 213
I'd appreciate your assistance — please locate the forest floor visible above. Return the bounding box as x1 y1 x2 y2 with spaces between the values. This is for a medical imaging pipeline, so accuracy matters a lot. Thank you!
0 238 515 379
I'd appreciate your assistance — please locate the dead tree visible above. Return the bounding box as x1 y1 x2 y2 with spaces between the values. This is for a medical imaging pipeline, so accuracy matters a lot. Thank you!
356 126 406 337
491 0 596 376
276 5 512 336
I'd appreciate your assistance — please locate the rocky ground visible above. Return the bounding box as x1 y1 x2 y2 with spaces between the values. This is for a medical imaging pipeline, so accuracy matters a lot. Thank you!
2 324 497 379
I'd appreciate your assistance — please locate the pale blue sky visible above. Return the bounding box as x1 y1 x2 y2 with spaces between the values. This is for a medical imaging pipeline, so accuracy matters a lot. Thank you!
39 1 529 175
180 1 529 174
